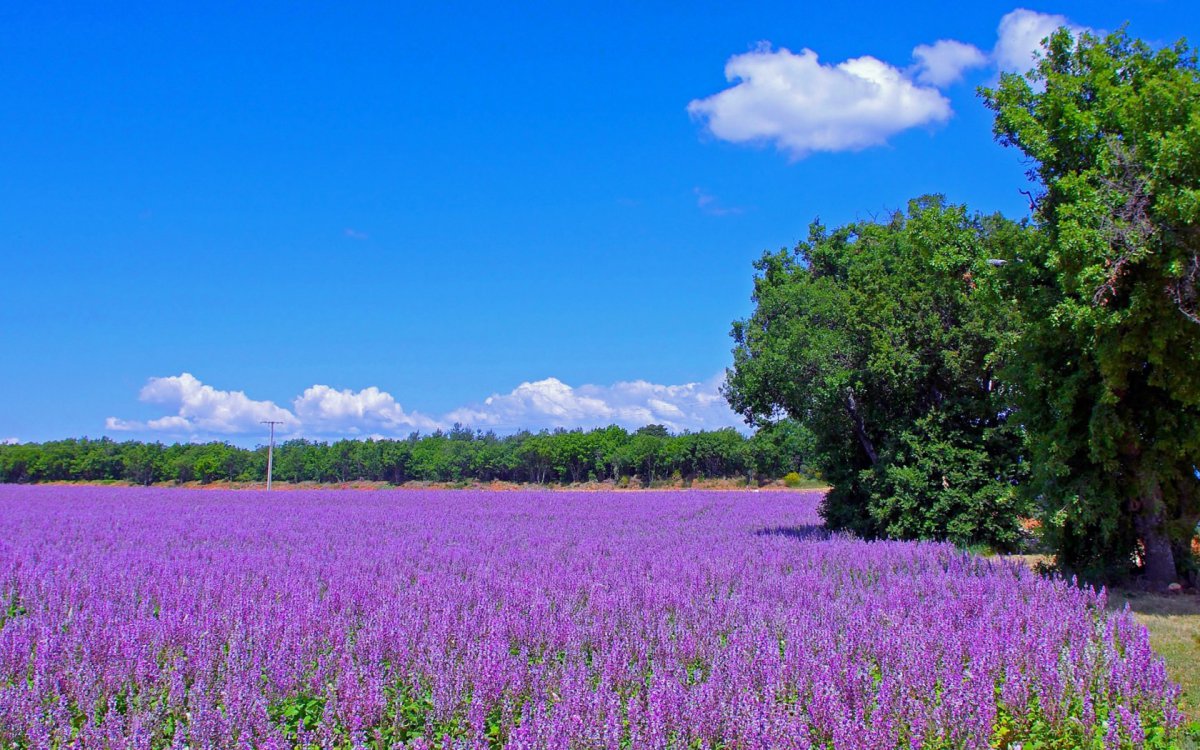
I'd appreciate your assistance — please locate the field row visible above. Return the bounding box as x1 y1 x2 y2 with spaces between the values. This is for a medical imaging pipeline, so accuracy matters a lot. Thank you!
0 487 1182 748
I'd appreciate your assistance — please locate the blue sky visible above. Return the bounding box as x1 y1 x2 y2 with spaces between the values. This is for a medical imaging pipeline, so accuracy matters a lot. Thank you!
2 1 1194 443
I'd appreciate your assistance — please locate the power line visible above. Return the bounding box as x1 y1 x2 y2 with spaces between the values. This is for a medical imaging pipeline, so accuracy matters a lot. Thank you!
261 421 285 491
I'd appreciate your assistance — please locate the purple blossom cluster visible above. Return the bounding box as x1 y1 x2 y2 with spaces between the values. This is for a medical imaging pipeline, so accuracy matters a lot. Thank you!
0 486 1182 748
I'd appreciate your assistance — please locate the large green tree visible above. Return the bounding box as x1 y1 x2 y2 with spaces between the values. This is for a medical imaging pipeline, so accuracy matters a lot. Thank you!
985 29 1200 583
725 196 1031 549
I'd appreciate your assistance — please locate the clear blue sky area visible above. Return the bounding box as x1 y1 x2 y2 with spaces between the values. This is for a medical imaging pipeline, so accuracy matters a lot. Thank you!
2 1 1195 443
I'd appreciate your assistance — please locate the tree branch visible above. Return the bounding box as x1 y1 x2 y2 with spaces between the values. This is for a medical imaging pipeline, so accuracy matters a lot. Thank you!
845 391 879 466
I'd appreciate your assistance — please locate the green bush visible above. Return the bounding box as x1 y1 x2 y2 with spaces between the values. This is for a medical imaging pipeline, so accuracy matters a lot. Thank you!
864 413 1028 550
725 197 1032 551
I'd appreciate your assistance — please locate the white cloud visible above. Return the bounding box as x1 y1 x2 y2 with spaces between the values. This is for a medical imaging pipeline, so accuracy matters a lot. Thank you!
146 415 193 431
292 385 439 434
994 8 1087 74
912 39 988 86
1 437 18 445
106 373 298 435
107 373 745 439
446 378 611 428
690 9 1094 160
687 44 953 158
445 374 741 433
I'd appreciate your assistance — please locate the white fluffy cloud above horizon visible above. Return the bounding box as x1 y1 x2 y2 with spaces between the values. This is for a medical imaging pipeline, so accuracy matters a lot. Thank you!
688 8 1090 159
445 375 737 433
105 372 744 440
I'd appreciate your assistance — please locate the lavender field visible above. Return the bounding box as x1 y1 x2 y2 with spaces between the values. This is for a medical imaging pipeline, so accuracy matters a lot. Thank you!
0 486 1183 748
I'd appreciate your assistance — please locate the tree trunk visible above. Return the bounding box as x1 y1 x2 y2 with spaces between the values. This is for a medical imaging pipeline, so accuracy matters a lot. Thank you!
1135 482 1176 587
845 391 879 466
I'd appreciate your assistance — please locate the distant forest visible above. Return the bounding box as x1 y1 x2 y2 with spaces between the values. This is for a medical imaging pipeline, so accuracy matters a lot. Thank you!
0 422 817 486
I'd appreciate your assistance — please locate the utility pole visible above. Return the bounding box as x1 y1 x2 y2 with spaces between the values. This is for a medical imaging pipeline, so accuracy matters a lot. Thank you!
261 420 284 491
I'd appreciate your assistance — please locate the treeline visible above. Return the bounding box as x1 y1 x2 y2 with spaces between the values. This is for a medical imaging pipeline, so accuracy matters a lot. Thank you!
0 422 817 487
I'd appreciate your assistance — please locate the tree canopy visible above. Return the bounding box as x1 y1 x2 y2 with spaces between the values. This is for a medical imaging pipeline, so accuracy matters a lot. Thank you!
984 27 1200 583
725 196 1032 550
0 423 818 488
723 27 1200 583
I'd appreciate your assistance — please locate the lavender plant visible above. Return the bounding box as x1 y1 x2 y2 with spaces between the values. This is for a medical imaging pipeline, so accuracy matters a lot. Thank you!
0 487 1182 748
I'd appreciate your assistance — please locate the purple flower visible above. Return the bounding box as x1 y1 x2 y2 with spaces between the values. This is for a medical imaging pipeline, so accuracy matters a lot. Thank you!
0 486 1182 748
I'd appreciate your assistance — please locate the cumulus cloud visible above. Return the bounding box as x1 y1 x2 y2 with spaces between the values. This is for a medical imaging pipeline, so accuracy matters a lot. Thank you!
912 40 988 86
293 385 440 434
690 9 1090 159
445 375 740 433
1 437 18 445
994 8 1087 74
147 416 193 431
106 373 744 439
106 373 298 435
687 44 953 158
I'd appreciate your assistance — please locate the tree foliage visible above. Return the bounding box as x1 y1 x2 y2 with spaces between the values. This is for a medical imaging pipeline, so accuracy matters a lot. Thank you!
984 28 1200 582
0 422 817 488
725 196 1032 549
